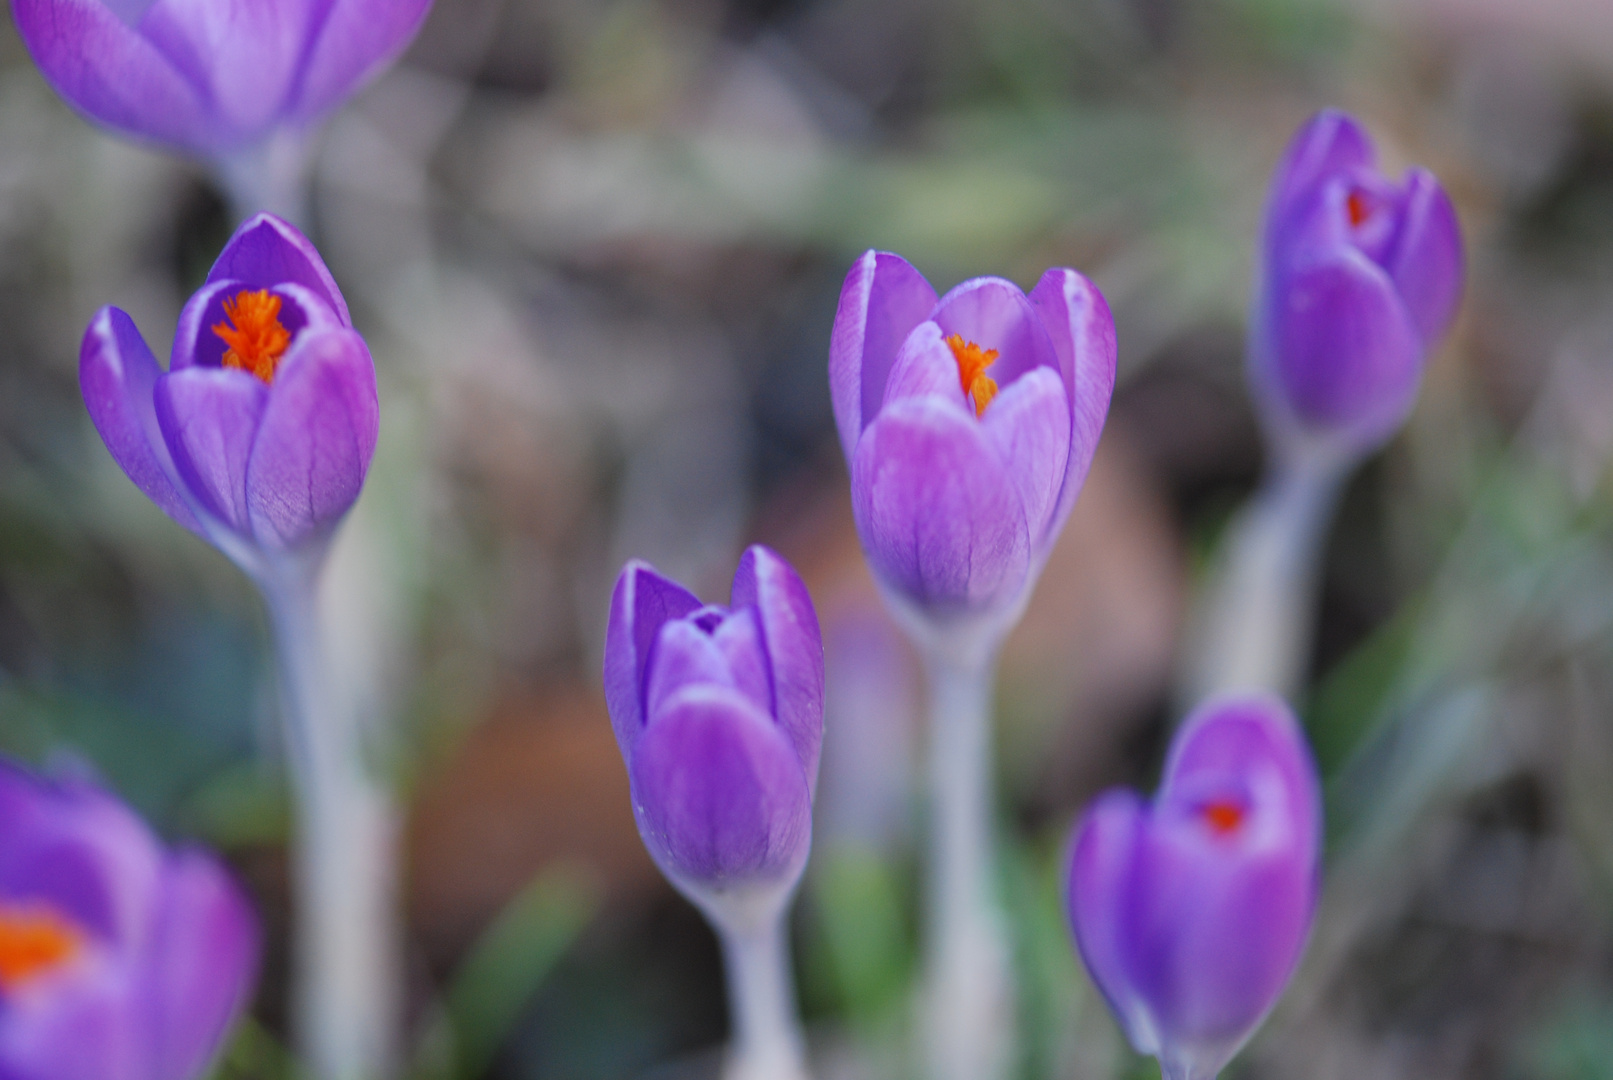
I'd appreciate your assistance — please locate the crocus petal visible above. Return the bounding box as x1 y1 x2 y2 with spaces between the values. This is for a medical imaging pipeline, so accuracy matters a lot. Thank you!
629 684 812 889
882 321 971 413
930 276 1060 389
0 965 144 1080
79 307 203 536
0 762 161 948
1264 253 1422 448
153 367 270 536
829 250 938 463
10 0 218 153
604 561 704 758
1266 109 1375 234
709 609 774 721
243 328 378 549
645 619 738 722
978 366 1070 548
173 279 345 373
136 0 314 143
142 849 259 1080
1027 267 1117 535
851 397 1029 612
289 0 434 125
1384 169 1464 349
206 214 352 327
1067 789 1156 1055
729 545 824 784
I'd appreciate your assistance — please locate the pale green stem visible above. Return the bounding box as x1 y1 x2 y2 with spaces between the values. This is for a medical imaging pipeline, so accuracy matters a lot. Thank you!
719 916 811 1080
260 560 397 1080
922 645 1014 1080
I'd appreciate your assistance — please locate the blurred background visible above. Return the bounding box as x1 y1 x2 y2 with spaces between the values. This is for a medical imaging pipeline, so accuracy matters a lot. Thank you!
4 0 1613 1076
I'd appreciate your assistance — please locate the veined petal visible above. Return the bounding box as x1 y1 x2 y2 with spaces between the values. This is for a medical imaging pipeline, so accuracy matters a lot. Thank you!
79 307 203 536
154 367 270 536
243 328 378 550
883 321 971 412
11 0 218 153
931 276 1059 389
629 684 812 890
206 214 352 327
644 619 736 723
289 0 434 125
978 367 1070 548
604 561 704 759
729 546 824 784
829 251 938 464
1384 169 1464 349
1027 267 1116 532
710 609 773 721
850 397 1030 613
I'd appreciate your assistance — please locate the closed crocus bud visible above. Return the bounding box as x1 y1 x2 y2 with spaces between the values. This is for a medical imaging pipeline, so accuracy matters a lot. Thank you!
1253 110 1464 459
0 756 260 1080
81 212 378 573
829 252 1116 644
604 547 824 926
1066 695 1322 1080
11 0 431 162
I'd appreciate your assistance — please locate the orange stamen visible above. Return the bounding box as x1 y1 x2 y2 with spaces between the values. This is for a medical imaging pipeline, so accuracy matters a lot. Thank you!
0 903 83 989
945 334 1000 417
1346 189 1372 229
1202 800 1246 835
213 289 292 384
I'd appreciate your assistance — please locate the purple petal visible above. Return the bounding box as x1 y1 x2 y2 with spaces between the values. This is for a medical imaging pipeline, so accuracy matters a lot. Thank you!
1067 789 1155 1055
79 307 204 537
142 849 260 1080
1384 169 1464 349
173 280 344 373
729 546 824 785
977 367 1070 550
1261 252 1423 449
710 609 775 721
1266 110 1375 234
882 321 971 412
10 0 218 153
850 397 1030 613
629 684 812 889
930 276 1059 389
0 761 161 948
153 366 269 536
0 963 144 1080
828 251 938 463
604 561 704 759
644 619 737 722
288 0 434 125
1027 267 1117 538
206 214 351 327
243 328 378 550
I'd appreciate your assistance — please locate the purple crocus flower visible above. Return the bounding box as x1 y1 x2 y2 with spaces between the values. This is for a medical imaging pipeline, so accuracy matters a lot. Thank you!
604 546 824 923
0 756 260 1080
10 0 432 161
829 252 1116 636
1253 110 1464 457
1066 695 1322 1080
80 212 377 571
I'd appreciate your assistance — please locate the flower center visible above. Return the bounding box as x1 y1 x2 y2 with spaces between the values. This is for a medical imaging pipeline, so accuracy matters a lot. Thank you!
1346 189 1373 229
0 903 84 990
945 334 999 417
213 289 292 384
1200 799 1246 836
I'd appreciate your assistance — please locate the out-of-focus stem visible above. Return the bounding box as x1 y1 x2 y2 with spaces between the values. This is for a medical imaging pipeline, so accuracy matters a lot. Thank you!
719 915 810 1080
921 645 1013 1080
261 559 397 1080
1178 451 1350 705
215 129 313 227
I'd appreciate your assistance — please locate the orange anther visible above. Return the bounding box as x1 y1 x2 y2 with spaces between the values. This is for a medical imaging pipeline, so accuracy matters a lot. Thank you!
945 334 1000 418
1202 800 1246 835
1346 189 1372 229
213 289 292 384
0 903 83 989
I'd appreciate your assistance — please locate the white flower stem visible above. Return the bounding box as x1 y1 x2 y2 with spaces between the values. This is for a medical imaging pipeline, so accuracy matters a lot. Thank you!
261 560 397 1080
215 129 314 227
718 914 810 1080
921 644 1013 1080
1178 450 1351 704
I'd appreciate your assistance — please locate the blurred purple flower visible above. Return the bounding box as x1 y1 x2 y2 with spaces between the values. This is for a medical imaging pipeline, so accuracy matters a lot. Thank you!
604 547 824 918
81 212 378 565
10 0 432 159
1066 695 1322 1080
0 756 259 1080
1253 109 1464 457
829 252 1116 630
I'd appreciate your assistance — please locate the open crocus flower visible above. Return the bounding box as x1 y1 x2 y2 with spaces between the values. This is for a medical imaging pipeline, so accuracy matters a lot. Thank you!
81 212 378 571
829 252 1116 637
1066 695 1321 1080
604 547 824 924
1253 110 1463 458
0 756 259 1080
11 0 432 161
